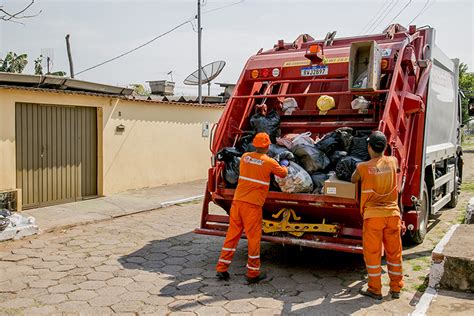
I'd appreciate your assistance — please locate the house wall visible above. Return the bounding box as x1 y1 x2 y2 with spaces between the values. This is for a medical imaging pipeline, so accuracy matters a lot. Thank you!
0 88 223 196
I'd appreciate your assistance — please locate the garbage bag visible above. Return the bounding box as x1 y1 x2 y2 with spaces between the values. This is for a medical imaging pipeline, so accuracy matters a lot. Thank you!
315 133 339 154
250 109 281 143
335 156 363 181
275 161 313 193
349 136 370 161
267 144 288 158
281 98 298 115
317 95 336 112
311 172 330 194
239 133 256 153
327 150 348 170
216 147 242 162
224 157 240 186
351 96 371 110
216 147 242 186
292 144 330 174
277 132 315 150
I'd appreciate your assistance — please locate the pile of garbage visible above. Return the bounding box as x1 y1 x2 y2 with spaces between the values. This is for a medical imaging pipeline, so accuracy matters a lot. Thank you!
0 209 39 241
218 102 372 194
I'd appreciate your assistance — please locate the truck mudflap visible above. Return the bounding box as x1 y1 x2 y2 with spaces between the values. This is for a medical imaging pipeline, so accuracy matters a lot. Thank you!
194 227 363 254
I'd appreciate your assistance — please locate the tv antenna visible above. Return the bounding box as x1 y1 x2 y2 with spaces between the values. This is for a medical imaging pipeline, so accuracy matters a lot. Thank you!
184 60 226 97
41 48 54 73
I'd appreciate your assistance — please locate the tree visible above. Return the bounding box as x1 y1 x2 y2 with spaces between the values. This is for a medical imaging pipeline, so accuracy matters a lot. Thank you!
0 52 28 73
459 62 474 123
34 55 43 75
129 84 151 96
0 0 42 24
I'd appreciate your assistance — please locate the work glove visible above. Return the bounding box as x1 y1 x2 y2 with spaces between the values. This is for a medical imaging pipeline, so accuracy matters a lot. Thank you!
280 159 290 167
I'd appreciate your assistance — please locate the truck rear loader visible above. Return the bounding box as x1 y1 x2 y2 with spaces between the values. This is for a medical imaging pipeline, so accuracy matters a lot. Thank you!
195 24 463 254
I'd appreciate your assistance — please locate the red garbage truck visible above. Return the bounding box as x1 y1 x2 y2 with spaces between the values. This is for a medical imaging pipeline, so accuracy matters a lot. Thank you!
195 24 463 254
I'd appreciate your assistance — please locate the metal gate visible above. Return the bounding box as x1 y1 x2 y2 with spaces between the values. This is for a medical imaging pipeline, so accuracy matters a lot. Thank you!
15 103 97 208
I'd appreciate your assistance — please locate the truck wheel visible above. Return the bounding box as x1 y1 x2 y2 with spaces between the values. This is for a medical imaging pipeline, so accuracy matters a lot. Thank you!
408 183 430 244
447 165 460 208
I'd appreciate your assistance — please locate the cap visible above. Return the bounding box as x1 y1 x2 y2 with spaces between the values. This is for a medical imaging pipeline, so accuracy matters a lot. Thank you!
368 131 387 152
253 132 271 148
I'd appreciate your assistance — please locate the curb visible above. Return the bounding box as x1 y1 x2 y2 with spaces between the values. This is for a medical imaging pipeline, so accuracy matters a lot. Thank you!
410 224 460 316
39 194 205 234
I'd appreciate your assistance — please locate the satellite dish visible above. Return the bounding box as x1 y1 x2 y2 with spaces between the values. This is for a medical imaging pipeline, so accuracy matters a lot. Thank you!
184 60 226 96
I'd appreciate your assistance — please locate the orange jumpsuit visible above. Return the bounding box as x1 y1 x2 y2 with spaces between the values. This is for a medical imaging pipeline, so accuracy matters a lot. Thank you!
216 152 288 278
357 156 404 295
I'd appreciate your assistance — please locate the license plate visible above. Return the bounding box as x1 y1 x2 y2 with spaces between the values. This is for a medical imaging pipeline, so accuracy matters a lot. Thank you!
301 65 328 76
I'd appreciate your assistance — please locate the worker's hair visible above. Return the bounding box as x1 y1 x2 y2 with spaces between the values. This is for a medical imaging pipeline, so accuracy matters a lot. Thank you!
369 143 386 154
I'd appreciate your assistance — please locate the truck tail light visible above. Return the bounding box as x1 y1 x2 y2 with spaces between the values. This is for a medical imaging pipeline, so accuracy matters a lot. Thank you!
249 68 281 79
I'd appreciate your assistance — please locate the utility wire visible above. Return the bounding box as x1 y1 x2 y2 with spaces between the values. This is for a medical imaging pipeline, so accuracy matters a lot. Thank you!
387 0 413 25
76 0 245 76
407 0 433 25
359 0 389 34
76 20 192 76
367 0 399 34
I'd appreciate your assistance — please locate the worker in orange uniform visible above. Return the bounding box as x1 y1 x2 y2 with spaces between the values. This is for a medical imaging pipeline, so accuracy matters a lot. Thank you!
216 132 288 284
351 131 404 300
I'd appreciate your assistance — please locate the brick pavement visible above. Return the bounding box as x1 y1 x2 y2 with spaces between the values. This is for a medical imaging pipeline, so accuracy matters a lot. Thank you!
0 155 472 315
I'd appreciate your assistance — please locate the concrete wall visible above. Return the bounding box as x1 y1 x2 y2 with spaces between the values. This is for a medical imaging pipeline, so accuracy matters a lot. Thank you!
0 88 223 195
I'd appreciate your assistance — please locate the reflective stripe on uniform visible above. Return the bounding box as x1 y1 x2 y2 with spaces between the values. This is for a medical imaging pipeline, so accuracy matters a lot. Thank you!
222 247 236 252
238 176 270 186
248 255 260 259
368 272 381 277
366 264 380 269
218 258 231 264
388 270 402 275
387 261 402 267
246 264 260 271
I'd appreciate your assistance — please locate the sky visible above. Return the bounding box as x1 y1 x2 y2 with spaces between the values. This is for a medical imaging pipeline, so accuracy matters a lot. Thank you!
1 0 473 96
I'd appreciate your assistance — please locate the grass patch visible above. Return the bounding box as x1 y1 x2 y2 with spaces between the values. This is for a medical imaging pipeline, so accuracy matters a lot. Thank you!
462 182 474 193
457 212 466 224
415 283 428 292
413 265 422 271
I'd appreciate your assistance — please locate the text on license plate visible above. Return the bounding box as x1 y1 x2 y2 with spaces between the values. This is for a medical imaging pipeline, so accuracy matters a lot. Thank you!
300 66 328 76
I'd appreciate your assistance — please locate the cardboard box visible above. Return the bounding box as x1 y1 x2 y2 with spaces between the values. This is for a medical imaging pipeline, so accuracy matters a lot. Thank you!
349 40 382 91
323 175 356 199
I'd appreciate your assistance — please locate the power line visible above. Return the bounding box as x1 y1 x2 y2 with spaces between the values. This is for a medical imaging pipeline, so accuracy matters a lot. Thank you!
359 1 389 34
75 0 245 76
407 0 433 25
76 20 192 76
367 0 399 34
387 0 413 25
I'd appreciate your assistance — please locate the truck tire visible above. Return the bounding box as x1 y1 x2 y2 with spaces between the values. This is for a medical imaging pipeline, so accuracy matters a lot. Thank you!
447 165 460 208
408 183 430 244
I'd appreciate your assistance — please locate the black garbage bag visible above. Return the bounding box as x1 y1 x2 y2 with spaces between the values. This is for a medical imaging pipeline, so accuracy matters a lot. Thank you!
224 157 240 186
316 127 354 154
327 150 348 170
335 156 363 181
292 144 330 174
216 147 242 162
275 161 313 193
315 132 339 154
250 110 281 143
239 132 256 153
267 144 288 158
311 172 330 194
334 127 354 152
216 147 242 186
349 136 370 161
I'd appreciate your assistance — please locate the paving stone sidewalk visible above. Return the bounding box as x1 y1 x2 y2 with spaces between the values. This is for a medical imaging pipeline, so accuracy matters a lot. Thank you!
23 179 206 233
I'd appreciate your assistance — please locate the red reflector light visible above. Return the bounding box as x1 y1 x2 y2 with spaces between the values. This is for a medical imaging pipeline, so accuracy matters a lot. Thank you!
261 68 270 77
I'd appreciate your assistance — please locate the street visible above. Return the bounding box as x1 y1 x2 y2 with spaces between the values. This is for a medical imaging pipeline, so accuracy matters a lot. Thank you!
0 153 471 315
